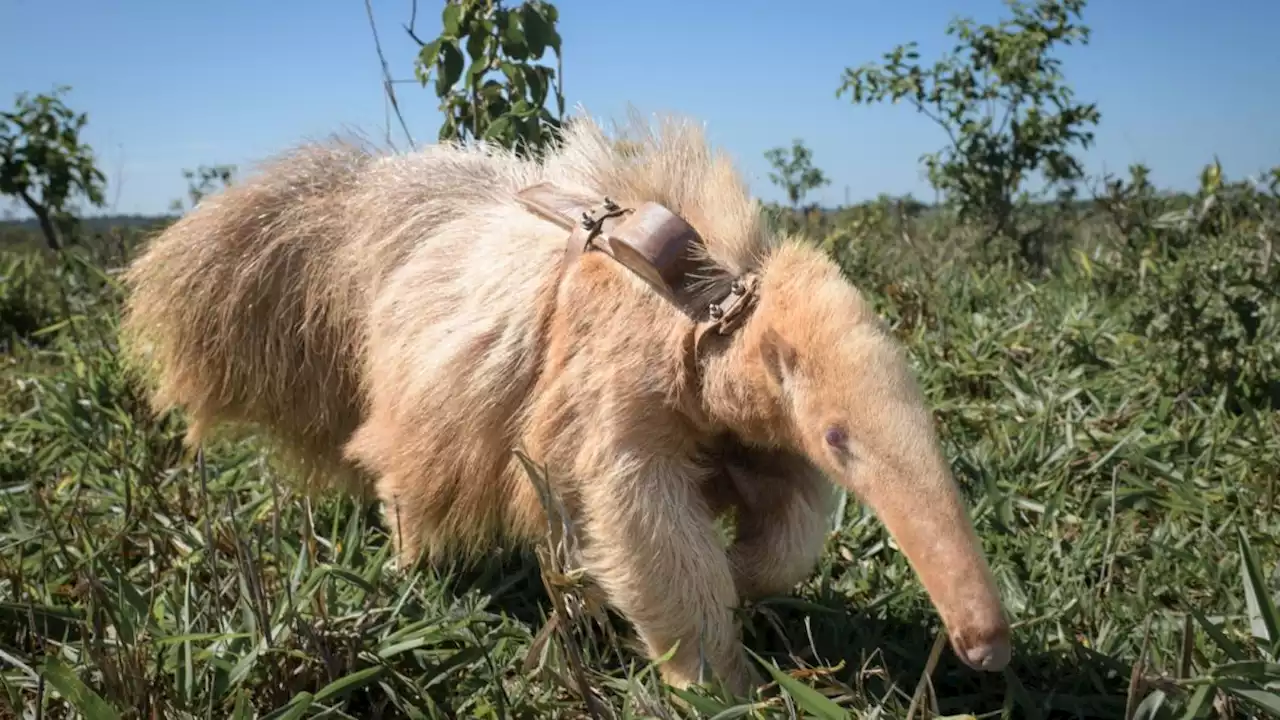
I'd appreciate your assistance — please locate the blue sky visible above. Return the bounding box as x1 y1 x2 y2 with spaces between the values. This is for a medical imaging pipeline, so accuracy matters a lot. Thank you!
3 0 1278 216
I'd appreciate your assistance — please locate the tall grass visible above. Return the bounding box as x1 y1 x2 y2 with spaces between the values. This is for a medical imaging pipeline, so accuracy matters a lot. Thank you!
1 163 1277 718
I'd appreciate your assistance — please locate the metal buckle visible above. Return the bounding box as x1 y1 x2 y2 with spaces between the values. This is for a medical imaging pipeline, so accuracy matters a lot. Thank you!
578 197 632 252
707 274 759 335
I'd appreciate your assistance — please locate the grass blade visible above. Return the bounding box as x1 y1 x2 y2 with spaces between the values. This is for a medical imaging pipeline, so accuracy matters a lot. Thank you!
313 665 386 704
746 648 849 720
1236 527 1280 651
39 656 123 720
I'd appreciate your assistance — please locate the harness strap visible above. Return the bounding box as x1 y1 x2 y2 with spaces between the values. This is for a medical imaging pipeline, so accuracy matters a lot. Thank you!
515 183 761 379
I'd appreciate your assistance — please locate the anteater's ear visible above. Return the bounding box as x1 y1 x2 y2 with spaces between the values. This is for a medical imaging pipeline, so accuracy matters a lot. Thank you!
759 327 798 388
607 202 703 301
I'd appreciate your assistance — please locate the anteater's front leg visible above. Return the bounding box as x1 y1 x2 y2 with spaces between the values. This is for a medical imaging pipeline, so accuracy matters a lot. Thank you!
577 451 760 695
719 445 838 600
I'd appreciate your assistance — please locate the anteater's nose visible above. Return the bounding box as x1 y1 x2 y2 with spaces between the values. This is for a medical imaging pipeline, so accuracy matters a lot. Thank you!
951 623 1011 672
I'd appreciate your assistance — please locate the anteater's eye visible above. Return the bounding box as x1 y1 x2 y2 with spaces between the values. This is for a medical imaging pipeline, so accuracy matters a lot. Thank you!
824 425 848 449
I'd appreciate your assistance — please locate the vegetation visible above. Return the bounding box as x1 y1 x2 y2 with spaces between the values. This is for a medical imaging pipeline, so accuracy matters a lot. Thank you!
836 0 1101 267
168 164 237 213
765 139 831 212
409 0 565 156
0 86 107 251
2 0 1279 717
763 139 831 237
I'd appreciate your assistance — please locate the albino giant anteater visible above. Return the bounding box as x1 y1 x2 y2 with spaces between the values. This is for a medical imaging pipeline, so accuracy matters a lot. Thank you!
120 113 1011 693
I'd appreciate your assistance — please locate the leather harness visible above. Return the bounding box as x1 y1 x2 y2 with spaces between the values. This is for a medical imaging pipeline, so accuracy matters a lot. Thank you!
513 182 761 371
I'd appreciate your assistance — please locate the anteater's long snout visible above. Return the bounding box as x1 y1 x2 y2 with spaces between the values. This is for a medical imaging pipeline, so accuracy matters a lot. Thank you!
838 460 1011 673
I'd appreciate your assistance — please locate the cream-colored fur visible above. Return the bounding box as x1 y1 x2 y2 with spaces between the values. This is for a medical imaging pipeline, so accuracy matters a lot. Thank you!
120 112 1010 695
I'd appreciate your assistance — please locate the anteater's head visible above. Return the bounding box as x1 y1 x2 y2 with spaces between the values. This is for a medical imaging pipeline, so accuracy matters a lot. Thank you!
702 239 1011 674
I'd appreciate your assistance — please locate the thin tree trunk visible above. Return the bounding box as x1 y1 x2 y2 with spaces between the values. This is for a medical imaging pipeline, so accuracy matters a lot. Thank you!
19 191 61 251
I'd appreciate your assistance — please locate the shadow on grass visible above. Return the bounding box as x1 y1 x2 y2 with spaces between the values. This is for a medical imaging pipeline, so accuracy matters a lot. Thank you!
739 585 1134 719
433 551 1134 719
434 546 552 628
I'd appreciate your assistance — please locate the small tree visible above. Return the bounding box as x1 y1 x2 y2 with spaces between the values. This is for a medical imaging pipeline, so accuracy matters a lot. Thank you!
764 138 830 210
836 0 1100 259
0 86 106 250
411 0 565 156
169 164 236 212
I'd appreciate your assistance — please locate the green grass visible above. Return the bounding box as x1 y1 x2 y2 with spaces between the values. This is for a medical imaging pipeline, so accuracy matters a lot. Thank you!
1 167 1279 719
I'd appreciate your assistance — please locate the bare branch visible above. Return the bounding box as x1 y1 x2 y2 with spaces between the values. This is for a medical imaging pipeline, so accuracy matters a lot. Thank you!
109 142 125 214
363 0 416 150
404 0 429 46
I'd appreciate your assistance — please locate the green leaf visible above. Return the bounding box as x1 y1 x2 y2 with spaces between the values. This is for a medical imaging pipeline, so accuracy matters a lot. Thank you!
415 39 443 74
0 602 85 641
667 686 734 715
482 115 514 144
1207 660 1280 680
521 64 547 107
437 41 465 97
1177 683 1214 720
227 640 263 689
322 565 379 596
229 689 255 720
31 317 73 336
1220 680 1280 716
500 61 526 97
511 99 534 117
521 4 550 57
500 12 529 60
1237 528 1280 650
39 656 122 720
313 666 385 704
1130 689 1167 720
745 648 849 719
262 691 314 720
538 5 562 54
153 631 252 646
706 705 764 719
441 2 462 38
422 646 488 689
466 56 490 89
99 561 154 646
465 30 487 63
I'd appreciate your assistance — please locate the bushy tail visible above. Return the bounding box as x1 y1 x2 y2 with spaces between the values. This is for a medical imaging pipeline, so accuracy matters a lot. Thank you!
119 140 378 492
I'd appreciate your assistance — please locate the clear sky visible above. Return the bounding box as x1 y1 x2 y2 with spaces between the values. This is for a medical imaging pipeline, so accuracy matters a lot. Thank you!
3 0 1278 216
